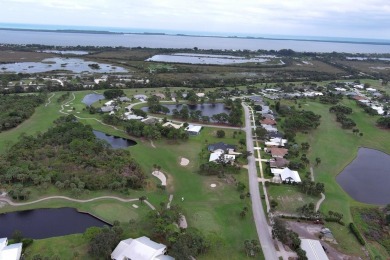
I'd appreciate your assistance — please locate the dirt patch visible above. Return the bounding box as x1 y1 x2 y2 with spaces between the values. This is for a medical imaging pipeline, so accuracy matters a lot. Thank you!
166 173 175 193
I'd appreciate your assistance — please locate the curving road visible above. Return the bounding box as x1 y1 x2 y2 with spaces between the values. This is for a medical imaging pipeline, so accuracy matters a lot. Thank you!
243 103 278 260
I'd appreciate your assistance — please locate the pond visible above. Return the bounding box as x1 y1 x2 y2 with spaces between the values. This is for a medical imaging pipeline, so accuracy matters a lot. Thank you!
0 208 109 239
82 93 105 106
93 130 136 149
0 57 127 73
146 53 276 65
40 50 89 55
141 103 231 118
336 148 390 205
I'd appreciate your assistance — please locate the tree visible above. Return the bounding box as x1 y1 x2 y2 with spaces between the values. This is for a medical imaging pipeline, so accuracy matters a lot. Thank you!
315 157 321 166
255 126 268 140
139 195 147 204
216 130 225 138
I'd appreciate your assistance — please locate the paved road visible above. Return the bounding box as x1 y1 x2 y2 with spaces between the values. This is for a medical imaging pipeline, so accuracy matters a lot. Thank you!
242 103 278 260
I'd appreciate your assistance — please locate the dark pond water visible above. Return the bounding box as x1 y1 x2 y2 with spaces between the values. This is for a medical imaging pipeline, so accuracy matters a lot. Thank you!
0 208 109 239
141 103 231 118
336 148 390 205
82 93 105 106
93 130 136 149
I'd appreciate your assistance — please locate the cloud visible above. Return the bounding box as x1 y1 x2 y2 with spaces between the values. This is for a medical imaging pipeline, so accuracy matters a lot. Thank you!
0 0 389 38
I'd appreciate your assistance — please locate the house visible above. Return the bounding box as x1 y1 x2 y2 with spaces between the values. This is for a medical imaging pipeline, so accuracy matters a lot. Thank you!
269 158 290 168
142 118 160 125
271 167 301 183
209 149 236 164
208 142 236 153
354 84 364 89
185 125 202 135
351 95 366 101
265 138 287 147
196 93 205 98
334 87 346 92
118 97 131 102
300 239 329 260
125 114 144 120
105 100 115 106
134 94 148 101
260 118 276 125
261 124 278 133
366 87 377 92
101 106 115 113
162 122 183 129
0 238 22 260
111 236 174 260
153 93 166 100
267 132 284 139
262 114 275 120
267 147 288 158
320 228 335 243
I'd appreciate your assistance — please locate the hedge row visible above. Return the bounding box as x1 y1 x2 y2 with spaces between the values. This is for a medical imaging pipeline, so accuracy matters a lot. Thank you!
349 223 366 245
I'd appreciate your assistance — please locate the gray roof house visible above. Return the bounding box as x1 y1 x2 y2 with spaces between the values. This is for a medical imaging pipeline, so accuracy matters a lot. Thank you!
208 142 236 153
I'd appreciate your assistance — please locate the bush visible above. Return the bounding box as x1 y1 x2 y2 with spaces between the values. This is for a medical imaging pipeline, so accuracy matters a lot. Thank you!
349 223 366 245
216 130 225 138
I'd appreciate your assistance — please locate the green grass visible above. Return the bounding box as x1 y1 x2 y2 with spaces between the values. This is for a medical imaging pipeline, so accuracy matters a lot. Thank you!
267 185 318 214
24 234 92 260
290 98 390 257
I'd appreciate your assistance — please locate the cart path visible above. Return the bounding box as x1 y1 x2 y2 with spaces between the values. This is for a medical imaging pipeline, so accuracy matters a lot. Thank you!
0 195 156 211
311 166 326 212
45 93 56 107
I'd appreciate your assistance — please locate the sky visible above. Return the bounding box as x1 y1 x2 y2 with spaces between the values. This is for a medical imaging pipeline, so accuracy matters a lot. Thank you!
1 0 389 39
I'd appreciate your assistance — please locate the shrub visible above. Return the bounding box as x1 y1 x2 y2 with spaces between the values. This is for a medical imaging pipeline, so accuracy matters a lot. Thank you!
349 223 366 245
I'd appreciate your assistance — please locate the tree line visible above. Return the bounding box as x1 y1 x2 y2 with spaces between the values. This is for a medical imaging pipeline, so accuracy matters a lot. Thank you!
0 93 46 132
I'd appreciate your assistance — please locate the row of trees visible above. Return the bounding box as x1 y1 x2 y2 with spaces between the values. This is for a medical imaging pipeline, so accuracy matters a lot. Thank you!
377 117 390 128
1 115 146 199
124 120 189 140
0 93 46 132
329 104 357 129
282 109 321 134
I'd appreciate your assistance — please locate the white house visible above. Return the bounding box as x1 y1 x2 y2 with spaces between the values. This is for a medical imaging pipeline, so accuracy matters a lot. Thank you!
335 87 346 92
0 238 22 260
371 105 384 115
271 167 301 183
261 124 278 133
185 125 202 135
111 236 173 260
196 93 205 98
354 84 364 89
265 137 287 147
300 239 329 260
162 122 183 129
105 100 115 106
209 149 236 164
366 87 377 92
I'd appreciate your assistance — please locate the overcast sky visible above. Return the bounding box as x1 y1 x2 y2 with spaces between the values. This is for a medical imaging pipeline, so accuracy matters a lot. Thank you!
1 0 389 39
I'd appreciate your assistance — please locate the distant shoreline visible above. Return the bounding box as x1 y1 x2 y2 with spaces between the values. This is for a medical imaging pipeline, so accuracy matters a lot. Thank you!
1 27 390 46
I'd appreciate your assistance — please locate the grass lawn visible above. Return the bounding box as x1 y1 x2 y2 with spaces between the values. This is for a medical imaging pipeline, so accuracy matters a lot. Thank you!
267 185 319 214
290 98 390 257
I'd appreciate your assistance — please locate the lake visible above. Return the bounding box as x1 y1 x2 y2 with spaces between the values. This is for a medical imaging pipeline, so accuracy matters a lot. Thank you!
93 130 136 149
0 57 127 73
40 50 89 55
82 93 105 106
0 30 389 54
0 208 109 239
146 53 273 65
141 103 231 118
336 148 390 205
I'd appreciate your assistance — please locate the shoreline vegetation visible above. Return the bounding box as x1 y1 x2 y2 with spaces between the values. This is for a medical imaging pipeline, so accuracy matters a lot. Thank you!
0 27 390 46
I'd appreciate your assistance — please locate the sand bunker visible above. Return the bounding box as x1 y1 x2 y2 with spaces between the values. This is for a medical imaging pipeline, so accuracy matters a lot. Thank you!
152 171 167 186
180 157 190 166
210 184 217 188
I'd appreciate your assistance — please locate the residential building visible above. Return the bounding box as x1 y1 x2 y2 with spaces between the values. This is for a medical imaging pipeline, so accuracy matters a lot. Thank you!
162 122 183 129
260 118 276 125
185 125 202 135
269 158 290 168
271 167 301 183
267 147 288 158
0 238 22 260
111 236 174 260
300 239 329 260
208 142 236 153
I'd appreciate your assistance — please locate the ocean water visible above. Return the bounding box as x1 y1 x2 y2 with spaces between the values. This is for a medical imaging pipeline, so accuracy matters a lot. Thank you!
0 24 389 53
